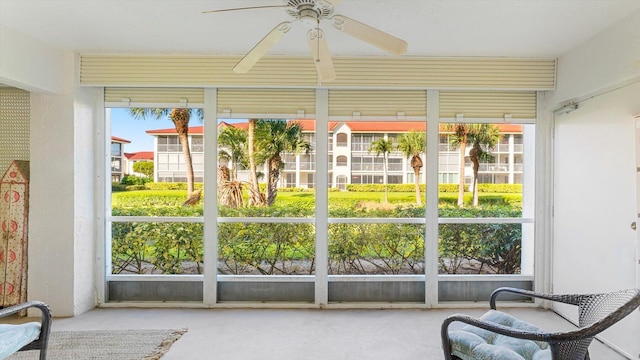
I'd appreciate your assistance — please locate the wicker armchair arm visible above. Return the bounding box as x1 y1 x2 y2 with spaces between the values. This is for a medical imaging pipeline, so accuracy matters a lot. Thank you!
1 301 49 317
490 287 587 309
0 301 52 359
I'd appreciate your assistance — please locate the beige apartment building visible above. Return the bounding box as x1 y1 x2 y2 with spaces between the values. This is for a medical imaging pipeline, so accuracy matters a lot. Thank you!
145 121 523 189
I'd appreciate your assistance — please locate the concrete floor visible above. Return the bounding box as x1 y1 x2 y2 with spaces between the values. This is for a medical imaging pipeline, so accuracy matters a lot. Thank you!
24 306 626 359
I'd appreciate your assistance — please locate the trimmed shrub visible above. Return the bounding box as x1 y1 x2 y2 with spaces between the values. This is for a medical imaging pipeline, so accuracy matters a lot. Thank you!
120 175 150 186
477 183 522 193
112 183 127 192
145 182 203 190
278 187 314 192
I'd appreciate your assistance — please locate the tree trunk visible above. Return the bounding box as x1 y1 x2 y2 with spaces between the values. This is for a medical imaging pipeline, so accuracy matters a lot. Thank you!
266 155 281 206
383 154 388 204
247 119 264 206
411 155 423 206
457 137 467 206
170 109 194 196
470 143 480 207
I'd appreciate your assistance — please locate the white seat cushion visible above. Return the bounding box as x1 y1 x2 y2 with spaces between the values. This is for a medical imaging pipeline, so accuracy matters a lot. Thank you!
0 322 42 358
448 310 551 360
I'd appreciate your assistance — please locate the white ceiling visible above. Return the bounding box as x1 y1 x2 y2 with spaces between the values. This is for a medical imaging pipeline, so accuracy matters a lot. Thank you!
1 0 639 58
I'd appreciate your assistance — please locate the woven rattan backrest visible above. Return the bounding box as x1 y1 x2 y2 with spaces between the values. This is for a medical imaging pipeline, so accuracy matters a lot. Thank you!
578 289 640 327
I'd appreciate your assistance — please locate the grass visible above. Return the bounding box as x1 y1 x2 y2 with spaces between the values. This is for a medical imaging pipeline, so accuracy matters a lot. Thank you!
112 189 522 209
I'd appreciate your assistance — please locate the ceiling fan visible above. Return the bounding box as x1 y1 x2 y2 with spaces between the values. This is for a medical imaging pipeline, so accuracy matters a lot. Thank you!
202 0 408 82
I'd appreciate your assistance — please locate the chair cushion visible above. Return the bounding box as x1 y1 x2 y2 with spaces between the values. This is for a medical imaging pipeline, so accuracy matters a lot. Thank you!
448 310 551 360
0 322 42 358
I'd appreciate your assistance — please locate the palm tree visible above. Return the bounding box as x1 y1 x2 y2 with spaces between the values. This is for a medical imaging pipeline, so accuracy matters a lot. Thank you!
246 118 264 206
396 131 426 205
467 124 502 206
444 124 471 206
217 124 247 181
129 108 202 199
369 138 394 204
254 119 311 206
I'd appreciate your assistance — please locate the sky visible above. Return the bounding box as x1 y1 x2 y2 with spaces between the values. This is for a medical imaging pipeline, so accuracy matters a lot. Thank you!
109 108 246 153
110 108 169 153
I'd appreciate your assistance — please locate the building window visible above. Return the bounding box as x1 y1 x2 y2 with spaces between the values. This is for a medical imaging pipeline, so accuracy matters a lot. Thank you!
111 157 122 172
300 154 315 170
157 135 180 152
336 133 348 147
336 175 348 190
336 155 348 166
282 154 296 170
351 133 383 152
111 143 122 156
191 136 203 152
388 158 403 171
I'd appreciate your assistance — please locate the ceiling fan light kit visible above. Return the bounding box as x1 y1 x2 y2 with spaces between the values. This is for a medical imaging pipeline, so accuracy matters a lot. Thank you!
203 0 408 82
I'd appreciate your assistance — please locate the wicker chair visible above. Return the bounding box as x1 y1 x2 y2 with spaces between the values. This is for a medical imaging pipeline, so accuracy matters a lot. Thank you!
0 301 51 360
441 287 640 360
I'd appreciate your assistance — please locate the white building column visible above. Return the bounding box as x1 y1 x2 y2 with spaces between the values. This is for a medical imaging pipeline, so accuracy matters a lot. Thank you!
29 74 98 316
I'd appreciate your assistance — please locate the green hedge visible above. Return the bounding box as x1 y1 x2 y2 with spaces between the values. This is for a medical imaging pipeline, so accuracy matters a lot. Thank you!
144 182 203 191
112 183 127 192
345 183 521 193
120 175 151 186
115 182 521 194
111 202 522 275
477 184 522 193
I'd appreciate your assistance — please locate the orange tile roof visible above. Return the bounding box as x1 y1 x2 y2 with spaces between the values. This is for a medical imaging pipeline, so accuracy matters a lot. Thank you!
146 126 204 135
124 151 154 160
111 136 131 143
147 121 522 134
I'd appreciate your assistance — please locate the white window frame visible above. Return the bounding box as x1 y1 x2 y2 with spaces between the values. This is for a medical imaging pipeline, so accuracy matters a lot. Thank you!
99 88 543 308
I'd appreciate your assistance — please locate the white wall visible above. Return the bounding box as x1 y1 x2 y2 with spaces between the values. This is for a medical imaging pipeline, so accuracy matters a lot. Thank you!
551 10 640 357
0 25 66 94
2 27 97 316
551 11 640 105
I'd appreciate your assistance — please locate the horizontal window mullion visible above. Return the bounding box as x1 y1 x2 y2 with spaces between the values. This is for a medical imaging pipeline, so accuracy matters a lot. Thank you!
218 217 314 224
109 216 204 223
438 217 533 224
109 216 531 225
328 218 425 224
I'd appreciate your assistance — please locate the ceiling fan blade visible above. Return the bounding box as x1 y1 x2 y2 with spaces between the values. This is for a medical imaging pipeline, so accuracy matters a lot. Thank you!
233 22 292 74
332 15 408 55
202 5 289 14
307 28 336 82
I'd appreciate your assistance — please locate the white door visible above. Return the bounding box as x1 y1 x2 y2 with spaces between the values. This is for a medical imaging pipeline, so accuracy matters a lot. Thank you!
553 82 640 358
635 114 640 290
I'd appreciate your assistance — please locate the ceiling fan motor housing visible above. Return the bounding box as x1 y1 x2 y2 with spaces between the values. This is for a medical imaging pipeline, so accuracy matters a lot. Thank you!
286 0 335 22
